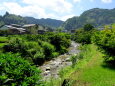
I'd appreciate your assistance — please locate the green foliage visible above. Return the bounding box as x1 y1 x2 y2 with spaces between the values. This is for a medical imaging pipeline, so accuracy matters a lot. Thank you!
84 24 94 31
71 44 115 86
25 17 63 29
0 53 43 86
49 33 71 54
41 42 55 59
3 38 45 65
70 55 78 68
92 27 115 60
0 37 8 43
3 32 71 65
73 28 96 44
0 30 10 36
56 27 64 32
0 21 5 27
3 12 26 25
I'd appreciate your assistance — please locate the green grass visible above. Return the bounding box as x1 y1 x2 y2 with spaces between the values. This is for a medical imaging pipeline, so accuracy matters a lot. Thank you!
0 36 8 43
70 44 115 86
59 44 96 78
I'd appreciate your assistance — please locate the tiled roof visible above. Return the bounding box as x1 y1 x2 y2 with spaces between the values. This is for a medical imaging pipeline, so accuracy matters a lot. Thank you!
22 24 36 27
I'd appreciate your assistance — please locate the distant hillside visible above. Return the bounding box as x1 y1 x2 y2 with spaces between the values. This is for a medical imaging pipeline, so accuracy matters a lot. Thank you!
0 12 63 29
24 17 63 28
62 8 115 30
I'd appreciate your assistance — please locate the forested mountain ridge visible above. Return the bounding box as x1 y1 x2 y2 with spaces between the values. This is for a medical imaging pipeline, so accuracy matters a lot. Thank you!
0 12 63 29
24 17 63 28
62 8 115 30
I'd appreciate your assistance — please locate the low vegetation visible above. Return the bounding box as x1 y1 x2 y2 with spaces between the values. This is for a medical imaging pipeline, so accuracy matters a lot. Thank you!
92 25 115 60
0 32 71 85
73 24 97 44
2 33 71 65
71 44 115 86
0 53 43 86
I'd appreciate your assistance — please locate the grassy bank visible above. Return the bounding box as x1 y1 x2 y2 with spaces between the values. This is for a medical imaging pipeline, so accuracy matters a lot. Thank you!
69 44 115 86
45 44 98 86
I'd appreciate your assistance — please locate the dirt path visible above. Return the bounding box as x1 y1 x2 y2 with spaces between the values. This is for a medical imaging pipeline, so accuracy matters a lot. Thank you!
39 41 80 80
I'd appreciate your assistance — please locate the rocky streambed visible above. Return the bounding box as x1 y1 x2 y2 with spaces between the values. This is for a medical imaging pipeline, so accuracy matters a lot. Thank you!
39 41 80 80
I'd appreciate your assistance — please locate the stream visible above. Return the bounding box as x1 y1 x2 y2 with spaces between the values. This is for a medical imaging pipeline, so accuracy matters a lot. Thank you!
39 41 80 80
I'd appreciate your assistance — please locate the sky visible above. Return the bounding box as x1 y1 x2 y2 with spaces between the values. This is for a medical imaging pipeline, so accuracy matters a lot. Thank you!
0 0 115 21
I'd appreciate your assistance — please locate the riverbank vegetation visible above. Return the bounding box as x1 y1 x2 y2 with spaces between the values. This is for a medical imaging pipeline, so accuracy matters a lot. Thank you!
0 32 71 85
59 24 115 86
63 44 115 86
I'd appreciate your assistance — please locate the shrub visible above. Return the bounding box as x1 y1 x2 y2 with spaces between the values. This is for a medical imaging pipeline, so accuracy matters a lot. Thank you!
0 53 43 86
50 33 71 54
3 33 71 65
70 55 78 67
74 29 97 44
3 38 45 65
84 24 94 31
41 42 55 60
92 28 115 60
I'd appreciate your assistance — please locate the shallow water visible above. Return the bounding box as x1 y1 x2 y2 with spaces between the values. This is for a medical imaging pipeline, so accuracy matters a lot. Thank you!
39 41 80 80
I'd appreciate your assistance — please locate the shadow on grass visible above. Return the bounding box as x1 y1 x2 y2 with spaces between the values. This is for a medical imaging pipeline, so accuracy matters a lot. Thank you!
101 60 115 70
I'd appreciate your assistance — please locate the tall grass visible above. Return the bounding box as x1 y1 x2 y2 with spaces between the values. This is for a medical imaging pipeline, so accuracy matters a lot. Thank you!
70 44 115 86
44 44 95 86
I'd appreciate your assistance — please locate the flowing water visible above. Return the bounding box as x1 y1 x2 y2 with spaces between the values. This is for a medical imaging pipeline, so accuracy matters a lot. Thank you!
39 41 80 80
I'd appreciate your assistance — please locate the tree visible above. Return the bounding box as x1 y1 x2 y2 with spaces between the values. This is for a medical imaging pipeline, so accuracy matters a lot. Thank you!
56 27 64 32
84 24 94 31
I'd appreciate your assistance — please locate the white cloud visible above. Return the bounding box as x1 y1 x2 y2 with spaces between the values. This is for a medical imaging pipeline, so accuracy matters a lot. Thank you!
61 14 75 21
101 0 112 3
0 0 74 20
2 2 49 18
22 0 73 14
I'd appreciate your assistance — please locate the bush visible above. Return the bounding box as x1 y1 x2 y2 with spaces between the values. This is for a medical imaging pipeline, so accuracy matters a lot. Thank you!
3 38 45 65
50 33 71 54
3 33 71 65
70 55 78 68
92 28 115 60
73 28 97 44
84 24 94 31
0 53 43 86
41 42 55 60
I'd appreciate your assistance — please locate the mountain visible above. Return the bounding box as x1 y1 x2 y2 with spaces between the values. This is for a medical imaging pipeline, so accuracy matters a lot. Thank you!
3 12 26 25
0 12 63 29
24 17 63 28
62 8 115 30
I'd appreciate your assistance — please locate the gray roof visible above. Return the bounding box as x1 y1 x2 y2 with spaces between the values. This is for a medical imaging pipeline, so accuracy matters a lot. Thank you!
5 25 26 32
11 24 22 27
22 24 36 27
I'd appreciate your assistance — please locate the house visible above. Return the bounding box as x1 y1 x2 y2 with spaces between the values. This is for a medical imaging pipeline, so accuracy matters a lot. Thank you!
0 25 9 30
22 24 38 34
0 25 26 34
0 24 53 35
22 24 53 34
11 24 22 28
